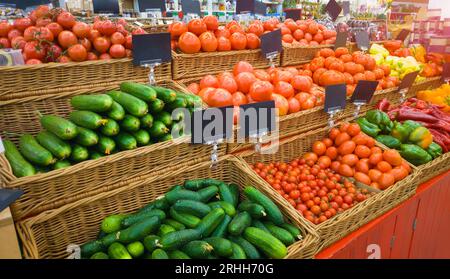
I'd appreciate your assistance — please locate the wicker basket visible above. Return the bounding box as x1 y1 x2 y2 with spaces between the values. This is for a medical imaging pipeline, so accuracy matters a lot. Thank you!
171 49 280 80
281 44 333 67
142 24 169 33
0 59 171 101
411 152 450 186
236 126 419 249
0 80 226 221
16 156 319 259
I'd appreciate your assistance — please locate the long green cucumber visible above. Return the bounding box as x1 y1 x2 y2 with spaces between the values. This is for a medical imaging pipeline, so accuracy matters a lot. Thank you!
169 208 201 228
107 101 126 121
182 240 213 259
204 237 233 257
158 224 176 237
101 214 128 233
280 223 302 240
36 131 71 159
40 115 78 140
107 90 148 117
169 250 191 259
151 86 177 103
108 242 132 259
143 235 160 253
163 219 185 231
53 160 71 170
229 242 246 259
196 208 225 238
121 209 166 228
158 229 202 250
237 201 267 219
120 82 157 102
208 201 236 217
151 249 169 259
71 94 113 112
97 136 116 155
132 129 150 146
19 134 55 166
120 115 140 132
211 215 232 238
3 140 36 177
244 186 284 225
243 227 287 259
198 186 219 203
117 216 161 244
218 183 236 206
228 236 261 259
172 200 211 218
165 189 200 204
74 127 99 147
69 111 108 130
263 222 295 246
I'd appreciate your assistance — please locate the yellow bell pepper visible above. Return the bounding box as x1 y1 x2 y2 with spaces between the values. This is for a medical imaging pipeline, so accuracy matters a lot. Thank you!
409 127 433 149
417 84 450 112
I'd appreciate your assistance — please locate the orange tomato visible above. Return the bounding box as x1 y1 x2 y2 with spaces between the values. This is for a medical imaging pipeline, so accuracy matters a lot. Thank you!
352 134 367 145
253 69 271 81
197 87 215 101
365 137 375 147
291 75 312 92
338 164 354 177
274 81 295 99
335 132 351 146
246 33 260 49
303 152 318 163
217 36 231 51
354 172 371 185
318 156 331 168
355 160 369 174
338 141 356 155
200 75 219 89
271 93 289 116
382 149 402 167
229 32 247 50
331 161 340 172
354 145 371 159
378 173 395 189
377 161 392 173
389 166 408 182
369 153 383 165
249 80 274 102
187 82 200 94
202 15 219 31
334 47 349 57
199 31 218 52
178 32 201 54
273 70 294 83
218 74 238 93
233 61 254 76
341 154 358 166
288 97 301 114
235 72 256 93
370 146 382 154
206 88 233 107
340 54 353 63
368 169 382 182
301 96 316 110
187 19 207 36
312 141 327 156
232 92 248 106
323 138 333 147
329 128 340 140
339 123 350 133
401 161 411 173
346 123 361 137
325 146 338 160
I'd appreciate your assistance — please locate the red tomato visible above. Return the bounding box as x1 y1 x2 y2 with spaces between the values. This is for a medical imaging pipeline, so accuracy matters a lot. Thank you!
46 22 63 38
100 20 117 36
11 36 26 50
26 58 42 65
218 74 238 93
109 32 125 45
272 93 289 116
200 74 219 89
199 31 218 52
233 61 254 76
249 80 274 102
72 22 90 39
202 15 219 31
274 81 295 99
99 53 112 60
93 37 111 54
45 43 62 62
207 88 233 107
125 35 132 49
57 12 76 29
7 29 22 41
79 38 92 52
178 32 201 54
291 75 312 92
235 72 257 93
58 30 78 49
0 21 12 37
217 36 231 51
168 21 187 38
232 92 248 106
229 32 247 50
86 52 98 61
109 44 126 58
288 97 301 114
188 19 207 36
68 44 87 62
23 41 46 60
14 18 32 32
214 26 231 38
0 37 10 48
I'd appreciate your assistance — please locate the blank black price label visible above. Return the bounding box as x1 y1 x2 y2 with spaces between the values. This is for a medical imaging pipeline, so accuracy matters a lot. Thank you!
355 31 370 51
0 188 23 213
138 0 166 12
324 84 347 113
181 0 201 16
261 29 282 58
236 0 254 14
351 80 379 103
326 0 342 21
132 33 172 66
238 101 276 138
191 106 233 144
334 31 348 49
92 0 120 14
285 9 302 21
398 71 419 92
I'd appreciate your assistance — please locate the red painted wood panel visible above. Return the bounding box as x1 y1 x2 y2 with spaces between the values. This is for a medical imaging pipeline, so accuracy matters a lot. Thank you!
363 214 397 259
389 197 419 258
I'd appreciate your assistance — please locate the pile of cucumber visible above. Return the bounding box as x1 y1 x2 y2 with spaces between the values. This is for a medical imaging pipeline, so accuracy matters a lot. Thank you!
81 180 302 260
3 82 201 178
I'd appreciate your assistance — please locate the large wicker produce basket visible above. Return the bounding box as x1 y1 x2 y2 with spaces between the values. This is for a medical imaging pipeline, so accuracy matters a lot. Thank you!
0 59 171 101
16 156 319 259
281 44 333 66
236 126 419 250
171 49 280 80
0 80 226 221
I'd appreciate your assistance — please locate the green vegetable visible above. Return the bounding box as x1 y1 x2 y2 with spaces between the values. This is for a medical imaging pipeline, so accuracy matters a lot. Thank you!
101 214 128 233
263 222 295 246
120 115 140 132
228 236 261 259
152 86 177 103
80 240 104 258
149 120 169 138
158 224 177 237
140 114 154 129
356 117 380 137
237 201 267 219
155 111 173 128
3 140 36 177
402 120 421 133
143 235 160 253
165 189 200 204
182 240 213 259
69 111 107 130
121 209 166 228
218 182 235 206
426 142 442 159
100 119 120 136
107 101 125 121
169 208 201 228
375 135 401 149
244 186 284 225
251 220 271 233
366 110 391 127
163 219 186 231
117 216 161 244
36 131 71 159
168 250 191 259
204 237 233 257
208 201 236 217
19 134 55 166
89 151 104 160
228 183 240 207
391 121 410 143
151 249 169 259
399 144 433 166
229 242 246 259
132 130 150 146
53 160 71 170
40 115 78 140
228 212 252 236
115 132 137 150
196 208 225 238
158 229 202 250
108 242 132 259
166 97 187 111
158 134 173 142
120 82 157 102
71 94 113 112
243 227 287 259
408 126 433 149
107 90 148 117
74 127 99 147
97 136 116 155
173 200 211 218
280 223 302 240
70 144 89 163
90 252 109 259
149 99 165 114
127 241 145 258
211 215 232 238
198 186 219 202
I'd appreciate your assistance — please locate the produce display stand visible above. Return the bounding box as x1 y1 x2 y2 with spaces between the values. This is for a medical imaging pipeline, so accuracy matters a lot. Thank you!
15 156 319 259
281 44 334 66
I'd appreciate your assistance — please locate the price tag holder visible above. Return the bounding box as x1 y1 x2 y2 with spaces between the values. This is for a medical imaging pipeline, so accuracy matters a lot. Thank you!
350 80 379 117
238 101 276 152
0 189 23 213
355 31 370 52
261 29 282 67
442 63 450 83
236 0 255 14
132 33 172 85
181 0 201 17
325 0 342 21
285 9 302 21
396 29 410 42
398 70 419 102
324 84 347 127
191 106 233 167
334 31 348 50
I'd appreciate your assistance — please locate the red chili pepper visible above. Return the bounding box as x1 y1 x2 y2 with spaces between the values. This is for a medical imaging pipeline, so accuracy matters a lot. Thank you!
376 98 390 112
429 129 449 152
396 109 439 123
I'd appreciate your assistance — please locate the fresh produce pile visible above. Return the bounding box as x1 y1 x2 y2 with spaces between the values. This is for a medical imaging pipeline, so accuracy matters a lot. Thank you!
3 82 200 178
169 16 336 54
187 61 324 119
360 98 450 165
417 84 450 113
0 6 145 64
81 182 301 259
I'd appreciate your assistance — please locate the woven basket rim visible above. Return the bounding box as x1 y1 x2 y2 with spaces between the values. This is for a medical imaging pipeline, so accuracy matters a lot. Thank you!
172 48 264 58
282 43 334 50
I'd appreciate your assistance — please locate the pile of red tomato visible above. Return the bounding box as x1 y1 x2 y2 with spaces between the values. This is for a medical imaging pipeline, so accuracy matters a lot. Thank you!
0 6 146 64
187 61 325 118
274 18 337 46
302 47 400 96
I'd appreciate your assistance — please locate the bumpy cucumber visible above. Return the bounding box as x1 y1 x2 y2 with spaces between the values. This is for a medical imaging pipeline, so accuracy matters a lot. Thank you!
80 240 104 258
132 130 150 146
228 236 261 259
121 209 166 228
19 134 55 166
127 241 145 258
69 111 108 130
204 237 233 257
169 208 201 228
243 227 287 259
182 240 213 259
251 220 271 233
71 94 113 112
138 198 169 214
165 189 200 204
228 212 252 236
100 119 120 136
158 229 202 250
74 127 99 147
169 250 191 259
198 186 219 203
53 160 71 170
140 114 154 129
211 215 232 238
151 249 169 259
115 132 137 150
36 131 71 159
149 99 165 114
280 223 302 240
107 101 126 121
183 178 223 190
143 235 160 253
196 208 225 238
229 243 246 259
218 183 236 207
70 144 89 163
208 201 236 217
172 200 211 218
97 136 116 155
117 216 161 244
158 224 176 237
120 82 157 102
228 183 240 207
244 187 284 225
107 90 148 117
3 140 36 177
40 115 78 140
108 242 132 259
101 214 128 233
238 201 267 219
120 115 140 132
152 86 177 103
163 219 186 231
263 222 295 246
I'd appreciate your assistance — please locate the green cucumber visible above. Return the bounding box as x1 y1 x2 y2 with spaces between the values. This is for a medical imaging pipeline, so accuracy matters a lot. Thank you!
97 230 107 239
140 114 154 129
115 132 137 150
117 216 161 244
169 250 191 259
101 214 128 233
121 209 166 228
158 134 172 142
229 243 246 259
71 94 113 112
251 220 271 233
138 198 170 214
149 120 169 138
155 111 173 128
158 229 202 250
74 127 99 147
120 82 157 102
34 165 51 173
211 215 232 238
228 183 240 207
90 252 109 259
69 111 107 130
19 134 55 166
97 136 116 155
3 140 36 177
243 227 287 259
198 186 219 203
107 101 126 121
80 240 104 258
158 224 176 237
183 178 223 190
165 189 200 204
228 236 261 259
107 90 148 117
228 212 252 236
132 130 150 146
196 208 225 238
280 223 302 240
263 222 295 246
218 183 236 207
100 233 118 247
53 159 71 170
182 241 213 259
100 119 120 136
152 86 177 103
172 200 211 218
170 185 183 192
149 99 165 114
244 187 284 225
238 201 267 219
151 249 169 259
143 235 160 253
108 242 132 259
40 115 78 140
36 131 71 159
90 151 104 160
120 115 140 132
204 237 233 257
70 144 89 163
166 96 187 111
127 241 145 258
163 219 185 231
208 201 236 217
169 208 201 228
